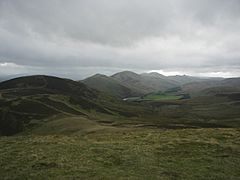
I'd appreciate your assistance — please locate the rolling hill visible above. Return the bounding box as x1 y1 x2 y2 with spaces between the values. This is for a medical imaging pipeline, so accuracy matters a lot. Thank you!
1 75 240 180
111 71 178 94
111 71 220 95
81 71 240 99
182 77 240 96
1 74 240 137
82 74 141 98
0 75 149 135
167 75 209 85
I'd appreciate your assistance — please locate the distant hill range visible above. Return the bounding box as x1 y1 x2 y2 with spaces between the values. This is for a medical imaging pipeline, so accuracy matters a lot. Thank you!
82 71 220 98
112 71 178 95
1 73 240 136
182 77 240 96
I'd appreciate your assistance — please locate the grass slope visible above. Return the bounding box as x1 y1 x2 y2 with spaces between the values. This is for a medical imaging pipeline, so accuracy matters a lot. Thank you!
0 75 150 135
112 71 178 94
1 75 240 135
0 128 239 179
82 74 141 98
182 78 240 96
1 75 240 179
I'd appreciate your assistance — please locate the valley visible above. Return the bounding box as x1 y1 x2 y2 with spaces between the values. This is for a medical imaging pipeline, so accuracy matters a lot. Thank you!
1 1 240 179
0 72 240 179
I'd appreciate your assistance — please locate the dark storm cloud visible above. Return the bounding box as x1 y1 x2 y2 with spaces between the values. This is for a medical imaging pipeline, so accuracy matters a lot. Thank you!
0 0 240 78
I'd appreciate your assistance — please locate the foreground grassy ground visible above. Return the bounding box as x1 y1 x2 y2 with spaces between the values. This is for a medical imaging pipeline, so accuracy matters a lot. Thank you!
0 128 240 179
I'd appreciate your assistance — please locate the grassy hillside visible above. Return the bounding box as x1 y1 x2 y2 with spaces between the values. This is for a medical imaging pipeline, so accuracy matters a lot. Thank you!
82 71 225 97
82 74 141 98
112 71 178 94
0 75 150 135
0 128 239 179
111 71 217 95
1 75 240 179
167 75 208 85
182 78 240 96
141 73 207 85
1 75 240 136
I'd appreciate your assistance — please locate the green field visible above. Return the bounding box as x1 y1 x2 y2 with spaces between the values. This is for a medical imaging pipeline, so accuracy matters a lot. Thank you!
0 127 240 179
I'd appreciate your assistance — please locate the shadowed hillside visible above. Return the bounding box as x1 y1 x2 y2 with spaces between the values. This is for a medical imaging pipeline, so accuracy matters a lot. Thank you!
0 75 150 135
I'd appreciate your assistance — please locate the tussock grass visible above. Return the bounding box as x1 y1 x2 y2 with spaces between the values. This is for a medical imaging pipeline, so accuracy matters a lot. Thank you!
0 128 240 179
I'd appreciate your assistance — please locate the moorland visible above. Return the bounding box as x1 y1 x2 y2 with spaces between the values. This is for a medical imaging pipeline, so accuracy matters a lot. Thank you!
0 71 240 179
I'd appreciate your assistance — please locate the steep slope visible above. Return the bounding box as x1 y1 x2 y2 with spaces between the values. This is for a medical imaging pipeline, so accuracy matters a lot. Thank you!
111 71 149 94
82 74 141 98
141 72 166 79
112 71 178 94
111 71 217 94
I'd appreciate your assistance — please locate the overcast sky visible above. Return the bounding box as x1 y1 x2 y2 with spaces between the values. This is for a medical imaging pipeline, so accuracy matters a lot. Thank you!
0 0 240 79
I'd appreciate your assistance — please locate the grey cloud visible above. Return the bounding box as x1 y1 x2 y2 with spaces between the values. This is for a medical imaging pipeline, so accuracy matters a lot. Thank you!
0 0 240 78
0 0 174 45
